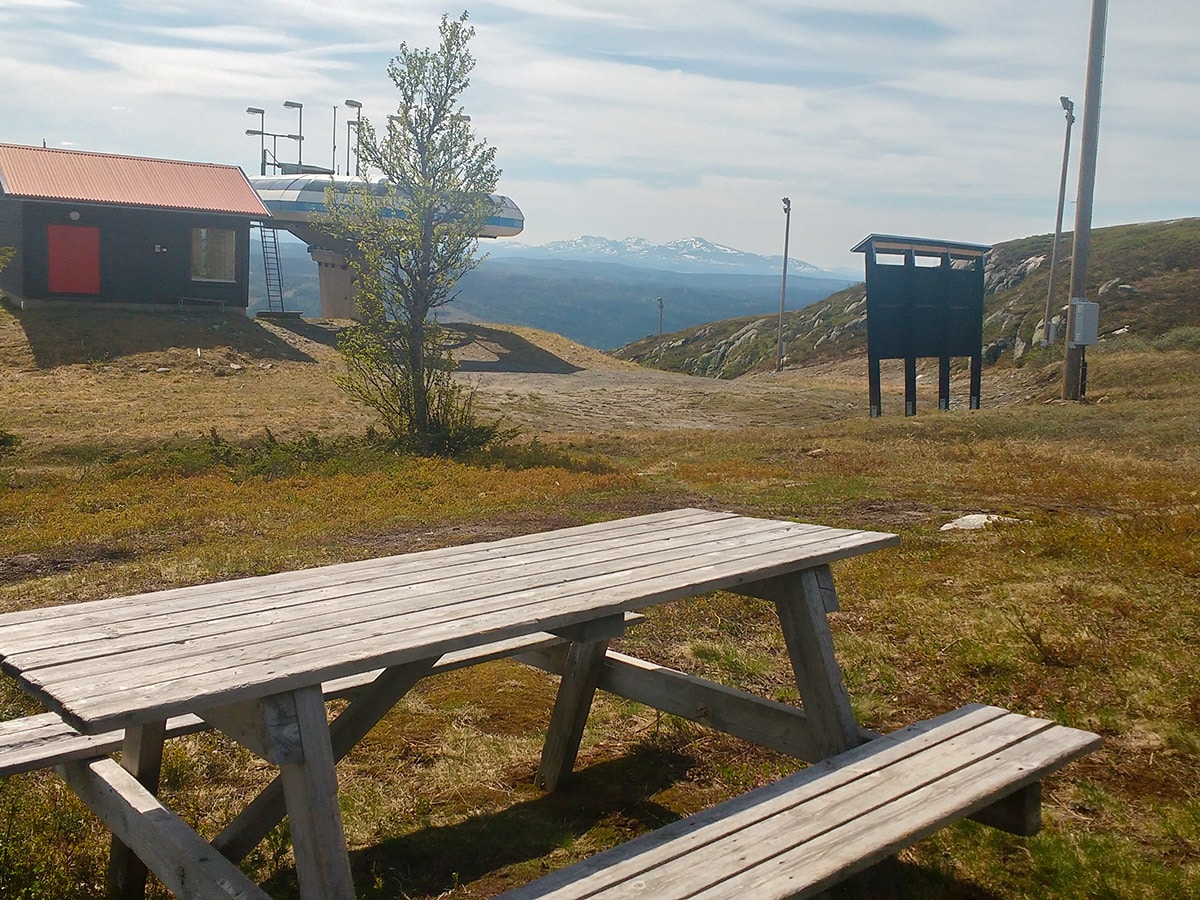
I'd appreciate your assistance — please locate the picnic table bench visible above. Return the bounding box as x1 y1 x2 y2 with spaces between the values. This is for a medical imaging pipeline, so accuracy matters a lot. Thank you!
0 508 1100 899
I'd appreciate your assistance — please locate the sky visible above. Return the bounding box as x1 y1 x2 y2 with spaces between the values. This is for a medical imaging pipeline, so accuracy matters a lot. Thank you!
0 0 1197 272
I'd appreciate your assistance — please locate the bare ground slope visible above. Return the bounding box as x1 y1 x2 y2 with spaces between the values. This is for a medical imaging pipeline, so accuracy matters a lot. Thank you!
1 305 1045 448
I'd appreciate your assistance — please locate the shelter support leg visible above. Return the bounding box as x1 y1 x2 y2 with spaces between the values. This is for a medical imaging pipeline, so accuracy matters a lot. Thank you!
106 721 166 900
869 354 882 418
904 356 918 417
970 352 982 409
938 356 951 410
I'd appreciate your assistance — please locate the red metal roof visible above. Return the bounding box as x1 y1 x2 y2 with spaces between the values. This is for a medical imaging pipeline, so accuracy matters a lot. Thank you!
0 143 269 217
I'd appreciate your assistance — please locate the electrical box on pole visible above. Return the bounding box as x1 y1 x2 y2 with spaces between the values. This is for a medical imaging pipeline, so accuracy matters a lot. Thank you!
1069 299 1100 347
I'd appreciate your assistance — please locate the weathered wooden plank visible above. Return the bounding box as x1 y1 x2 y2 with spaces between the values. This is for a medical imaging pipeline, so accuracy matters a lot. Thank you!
498 709 1099 900
686 725 1102 899
0 711 205 778
0 509 734 640
106 720 166 900
1 519 883 676
630 715 1057 899
0 513 721 661
275 684 355 900
0 626 608 777
22 530 896 733
4 516 799 669
57 757 270 900
495 705 1010 898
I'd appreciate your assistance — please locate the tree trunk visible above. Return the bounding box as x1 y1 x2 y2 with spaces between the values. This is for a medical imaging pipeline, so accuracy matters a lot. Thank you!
408 310 429 437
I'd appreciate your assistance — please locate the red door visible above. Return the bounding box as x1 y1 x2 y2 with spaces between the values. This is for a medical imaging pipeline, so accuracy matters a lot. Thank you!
47 224 101 295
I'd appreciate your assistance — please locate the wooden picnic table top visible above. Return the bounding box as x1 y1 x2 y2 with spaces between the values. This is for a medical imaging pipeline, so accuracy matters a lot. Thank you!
0 508 897 736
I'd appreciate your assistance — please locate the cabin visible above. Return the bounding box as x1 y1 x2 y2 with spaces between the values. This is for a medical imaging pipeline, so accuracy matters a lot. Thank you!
0 144 268 311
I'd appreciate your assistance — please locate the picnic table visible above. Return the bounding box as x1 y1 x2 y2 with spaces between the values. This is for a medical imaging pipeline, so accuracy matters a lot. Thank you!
0 508 1099 899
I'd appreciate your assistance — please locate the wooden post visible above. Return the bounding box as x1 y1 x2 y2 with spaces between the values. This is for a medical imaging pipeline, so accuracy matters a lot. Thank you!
755 567 861 759
868 354 882 418
213 658 436 863
276 685 356 900
106 721 166 900
969 352 982 409
938 356 951 410
904 357 918 417
535 637 610 791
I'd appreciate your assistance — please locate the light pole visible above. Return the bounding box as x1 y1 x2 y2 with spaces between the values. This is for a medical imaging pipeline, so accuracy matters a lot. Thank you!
345 99 363 176
331 105 338 173
245 107 265 175
1063 0 1108 401
776 197 792 372
1042 96 1075 346
283 100 303 166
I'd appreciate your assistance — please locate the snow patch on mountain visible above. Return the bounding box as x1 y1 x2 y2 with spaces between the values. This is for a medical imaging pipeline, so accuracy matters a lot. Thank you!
490 235 829 277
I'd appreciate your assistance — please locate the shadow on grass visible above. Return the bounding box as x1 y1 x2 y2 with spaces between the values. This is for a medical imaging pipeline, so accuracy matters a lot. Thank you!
262 747 692 898
7 304 315 367
448 323 582 374
260 740 1012 899
251 319 582 374
257 315 343 349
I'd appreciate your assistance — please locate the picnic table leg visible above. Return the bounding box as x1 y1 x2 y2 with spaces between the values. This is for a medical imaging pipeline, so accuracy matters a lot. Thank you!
106 720 166 900
205 684 357 898
756 565 902 899
756 565 861 758
276 683 356 900
213 658 437 863
535 616 626 791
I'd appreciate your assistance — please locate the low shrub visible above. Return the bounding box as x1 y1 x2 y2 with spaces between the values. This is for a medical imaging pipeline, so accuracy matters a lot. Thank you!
0 428 19 458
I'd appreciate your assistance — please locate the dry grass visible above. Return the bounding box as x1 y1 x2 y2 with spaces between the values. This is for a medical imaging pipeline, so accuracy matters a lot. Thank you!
1 305 1198 898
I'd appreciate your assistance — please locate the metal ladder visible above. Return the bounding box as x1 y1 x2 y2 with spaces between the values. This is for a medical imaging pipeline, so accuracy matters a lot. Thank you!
256 223 286 313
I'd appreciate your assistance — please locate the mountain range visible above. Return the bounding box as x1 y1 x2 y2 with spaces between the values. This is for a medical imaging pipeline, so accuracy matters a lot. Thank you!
485 235 854 279
252 235 857 350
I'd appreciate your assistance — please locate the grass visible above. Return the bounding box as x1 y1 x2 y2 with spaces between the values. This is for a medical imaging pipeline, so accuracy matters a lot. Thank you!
1 306 1198 897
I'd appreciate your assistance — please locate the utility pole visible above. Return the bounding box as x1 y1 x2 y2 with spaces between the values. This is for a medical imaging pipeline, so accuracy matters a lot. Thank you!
1063 0 1108 400
657 297 663 336
1042 96 1075 346
776 197 792 372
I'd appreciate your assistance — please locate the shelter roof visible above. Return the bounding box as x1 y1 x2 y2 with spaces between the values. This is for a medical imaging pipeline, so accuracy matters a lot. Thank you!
0 144 269 217
851 234 991 258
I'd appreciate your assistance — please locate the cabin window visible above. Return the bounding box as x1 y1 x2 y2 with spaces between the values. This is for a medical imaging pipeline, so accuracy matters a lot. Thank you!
190 228 237 282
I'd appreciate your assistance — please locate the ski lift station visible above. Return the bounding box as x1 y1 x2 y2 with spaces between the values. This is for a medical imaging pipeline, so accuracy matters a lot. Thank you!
249 175 524 318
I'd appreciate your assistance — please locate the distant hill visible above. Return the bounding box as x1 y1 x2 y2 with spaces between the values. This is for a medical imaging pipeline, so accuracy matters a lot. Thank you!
615 218 1200 378
249 236 853 350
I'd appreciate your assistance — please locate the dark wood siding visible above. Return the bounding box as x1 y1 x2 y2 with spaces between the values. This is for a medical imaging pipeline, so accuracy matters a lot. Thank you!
19 202 251 308
0 197 22 298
